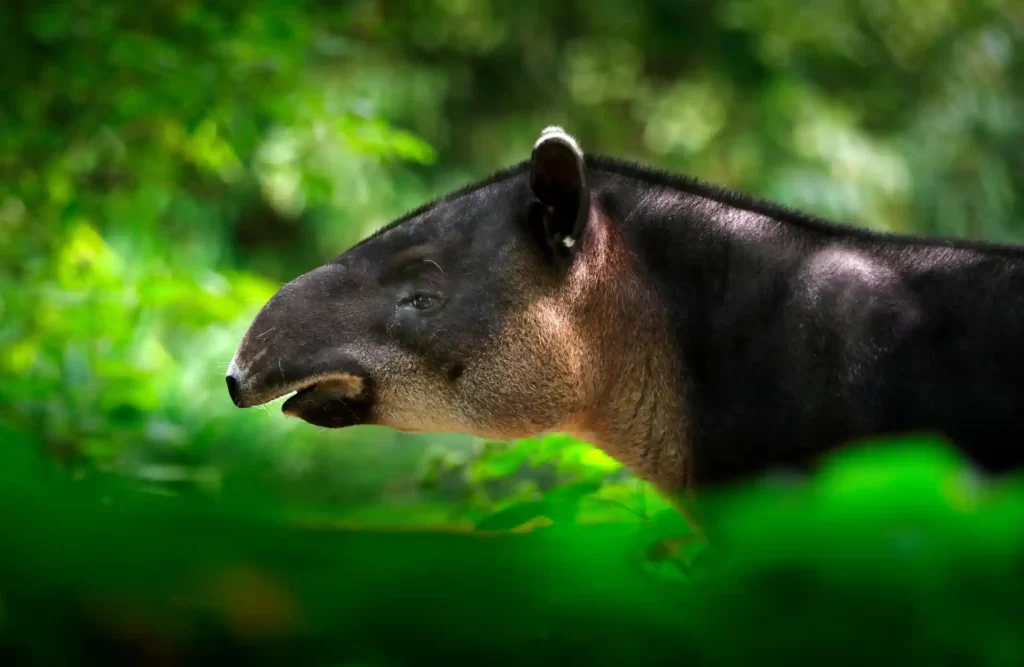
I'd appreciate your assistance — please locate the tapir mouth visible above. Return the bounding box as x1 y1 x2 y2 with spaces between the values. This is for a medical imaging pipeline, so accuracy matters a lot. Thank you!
280 378 374 429
228 369 375 429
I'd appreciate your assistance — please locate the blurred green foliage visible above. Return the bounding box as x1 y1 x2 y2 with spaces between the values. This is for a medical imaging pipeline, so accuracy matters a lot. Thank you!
2 1 1024 661
1 430 1021 665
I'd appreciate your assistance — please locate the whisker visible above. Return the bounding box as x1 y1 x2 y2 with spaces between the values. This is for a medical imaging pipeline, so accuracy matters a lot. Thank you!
333 397 360 422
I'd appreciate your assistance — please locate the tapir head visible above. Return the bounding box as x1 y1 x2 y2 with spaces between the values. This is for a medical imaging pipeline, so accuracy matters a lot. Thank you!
227 127 685 484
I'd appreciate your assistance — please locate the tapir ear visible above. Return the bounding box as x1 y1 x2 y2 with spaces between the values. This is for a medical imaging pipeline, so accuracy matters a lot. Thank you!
529 126 590 255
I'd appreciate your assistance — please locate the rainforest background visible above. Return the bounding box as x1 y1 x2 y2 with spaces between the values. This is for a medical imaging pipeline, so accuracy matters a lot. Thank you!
1 2 1023 664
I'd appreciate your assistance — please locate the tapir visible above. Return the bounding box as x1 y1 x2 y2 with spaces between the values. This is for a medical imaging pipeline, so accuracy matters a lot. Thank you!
227 126 1022 498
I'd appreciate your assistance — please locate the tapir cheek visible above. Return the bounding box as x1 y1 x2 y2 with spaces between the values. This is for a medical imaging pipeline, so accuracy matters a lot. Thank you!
446 362 465 382
368 319 389 337
379 317 469 381
372 380 462 432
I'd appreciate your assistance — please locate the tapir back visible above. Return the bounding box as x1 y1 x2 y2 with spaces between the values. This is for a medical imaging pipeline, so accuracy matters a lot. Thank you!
642 200 1024 485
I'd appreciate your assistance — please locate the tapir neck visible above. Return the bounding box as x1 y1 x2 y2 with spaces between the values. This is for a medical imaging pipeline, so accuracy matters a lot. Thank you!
563 196 694 492
580 170 804 490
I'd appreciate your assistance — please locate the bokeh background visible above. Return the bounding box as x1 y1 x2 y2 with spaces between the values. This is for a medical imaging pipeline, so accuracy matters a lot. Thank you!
3 0 1023 527
4 3 1024 664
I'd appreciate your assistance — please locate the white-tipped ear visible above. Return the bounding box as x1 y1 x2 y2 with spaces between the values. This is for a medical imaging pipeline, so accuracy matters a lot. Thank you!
530 126 589 256
534 126 583 158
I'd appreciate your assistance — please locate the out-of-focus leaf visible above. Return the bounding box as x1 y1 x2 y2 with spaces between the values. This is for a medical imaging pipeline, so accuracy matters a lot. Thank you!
475 500 549 532
543 481 602 525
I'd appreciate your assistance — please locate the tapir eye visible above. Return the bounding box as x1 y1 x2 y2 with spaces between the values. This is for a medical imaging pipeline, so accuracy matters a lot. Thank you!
402 293 442 311
411 294 436 310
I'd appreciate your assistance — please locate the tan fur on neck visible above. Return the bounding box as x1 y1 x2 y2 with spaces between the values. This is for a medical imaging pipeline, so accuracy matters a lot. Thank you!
557 208 690 492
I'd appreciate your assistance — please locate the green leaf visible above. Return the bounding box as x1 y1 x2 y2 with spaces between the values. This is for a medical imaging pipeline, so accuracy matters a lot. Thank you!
468 446 528 482
542 482 602 525
474 501 548 532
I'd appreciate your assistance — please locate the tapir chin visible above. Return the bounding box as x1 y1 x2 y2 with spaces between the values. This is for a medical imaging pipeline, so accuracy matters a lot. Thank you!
228 126 1022 498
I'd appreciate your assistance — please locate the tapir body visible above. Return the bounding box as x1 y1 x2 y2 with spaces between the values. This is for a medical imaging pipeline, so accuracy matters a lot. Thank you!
228 127 1022 494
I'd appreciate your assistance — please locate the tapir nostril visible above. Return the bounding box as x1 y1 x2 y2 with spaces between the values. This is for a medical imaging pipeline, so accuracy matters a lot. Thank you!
226 374 243 407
